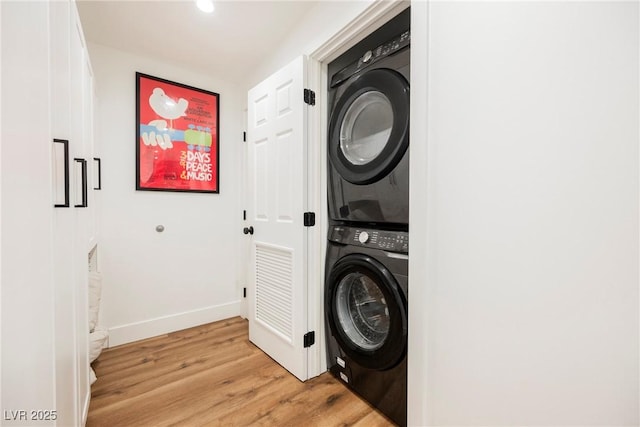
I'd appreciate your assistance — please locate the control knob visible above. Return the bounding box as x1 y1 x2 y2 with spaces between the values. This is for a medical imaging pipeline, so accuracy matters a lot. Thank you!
362 50 373 63
358 231 369 244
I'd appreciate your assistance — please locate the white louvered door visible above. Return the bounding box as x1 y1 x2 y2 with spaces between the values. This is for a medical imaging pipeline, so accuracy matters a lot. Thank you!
247 56 309 381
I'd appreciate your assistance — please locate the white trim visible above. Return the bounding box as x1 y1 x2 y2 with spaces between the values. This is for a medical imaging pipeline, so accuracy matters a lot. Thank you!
309 0 410 62
304 0 410 380
0 1 4 421
304 56 325 379
408 2 430 426
107 301 242 347
239 107 249 320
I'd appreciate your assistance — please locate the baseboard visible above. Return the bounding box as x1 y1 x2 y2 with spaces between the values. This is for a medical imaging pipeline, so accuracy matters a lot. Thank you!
107 301 242 347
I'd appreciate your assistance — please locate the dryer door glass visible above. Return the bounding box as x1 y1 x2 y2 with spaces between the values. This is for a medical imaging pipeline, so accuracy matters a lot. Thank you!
339 91 393 166
335 272 390 351
328 69 409 185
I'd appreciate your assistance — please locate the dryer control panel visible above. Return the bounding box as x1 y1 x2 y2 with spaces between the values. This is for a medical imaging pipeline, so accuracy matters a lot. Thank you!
329 226 409 254
356 30 410 70
330 30 411 88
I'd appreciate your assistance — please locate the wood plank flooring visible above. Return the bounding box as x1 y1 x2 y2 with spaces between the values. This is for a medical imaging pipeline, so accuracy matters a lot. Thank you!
87 317 394 426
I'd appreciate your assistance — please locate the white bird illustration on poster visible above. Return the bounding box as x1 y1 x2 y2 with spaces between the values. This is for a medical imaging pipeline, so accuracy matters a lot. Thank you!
149 88 188 130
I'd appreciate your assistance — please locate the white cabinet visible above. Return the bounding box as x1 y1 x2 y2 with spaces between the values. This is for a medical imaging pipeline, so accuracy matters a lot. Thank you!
51 2 81 426
1 1 57 421
1 1 97 425
69 5 92 421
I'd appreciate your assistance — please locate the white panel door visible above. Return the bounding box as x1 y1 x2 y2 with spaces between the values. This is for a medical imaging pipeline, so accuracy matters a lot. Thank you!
247 56 309 381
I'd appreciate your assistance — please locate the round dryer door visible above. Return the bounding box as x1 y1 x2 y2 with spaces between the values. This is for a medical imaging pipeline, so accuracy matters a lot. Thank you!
329 69 409 185
326 253 407 370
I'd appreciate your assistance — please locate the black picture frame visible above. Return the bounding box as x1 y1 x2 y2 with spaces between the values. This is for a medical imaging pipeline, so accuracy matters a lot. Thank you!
136 72 220 193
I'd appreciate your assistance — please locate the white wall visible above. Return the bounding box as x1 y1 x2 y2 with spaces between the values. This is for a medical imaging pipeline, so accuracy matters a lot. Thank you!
1 1 57 423
244 0 373 92
410 2 639 425
89 43 244 346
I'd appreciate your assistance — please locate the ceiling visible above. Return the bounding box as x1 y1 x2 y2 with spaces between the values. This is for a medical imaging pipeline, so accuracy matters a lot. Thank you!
76 0 320 84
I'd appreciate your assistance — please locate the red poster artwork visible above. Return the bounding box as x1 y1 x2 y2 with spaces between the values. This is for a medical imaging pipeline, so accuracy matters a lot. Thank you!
136 73 219 193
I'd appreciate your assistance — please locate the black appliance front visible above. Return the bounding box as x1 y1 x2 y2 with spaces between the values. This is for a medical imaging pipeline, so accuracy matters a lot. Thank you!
325 225 408 426
327 9 410 227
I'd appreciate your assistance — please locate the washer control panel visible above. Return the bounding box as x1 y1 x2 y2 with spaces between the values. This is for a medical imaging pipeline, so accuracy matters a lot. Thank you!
329 226 408 254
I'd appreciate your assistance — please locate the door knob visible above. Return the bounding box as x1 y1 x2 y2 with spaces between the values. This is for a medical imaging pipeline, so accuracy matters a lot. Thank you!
243 226 254 235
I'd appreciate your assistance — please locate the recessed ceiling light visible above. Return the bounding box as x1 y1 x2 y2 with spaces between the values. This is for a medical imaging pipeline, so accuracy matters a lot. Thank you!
196 0 214 14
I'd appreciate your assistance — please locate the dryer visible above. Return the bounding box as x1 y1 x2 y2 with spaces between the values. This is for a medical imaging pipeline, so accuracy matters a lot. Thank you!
327 19 410 227
325 224 408 426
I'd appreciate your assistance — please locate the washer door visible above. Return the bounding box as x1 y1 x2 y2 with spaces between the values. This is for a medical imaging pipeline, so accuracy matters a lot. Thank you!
326 253 407 370
328 69 409 185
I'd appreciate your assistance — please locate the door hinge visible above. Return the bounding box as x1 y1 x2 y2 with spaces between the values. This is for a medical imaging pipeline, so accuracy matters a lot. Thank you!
303 88 315 106
303 212 315 227
243 131 246 142
303 331 315 348
243 287 247 298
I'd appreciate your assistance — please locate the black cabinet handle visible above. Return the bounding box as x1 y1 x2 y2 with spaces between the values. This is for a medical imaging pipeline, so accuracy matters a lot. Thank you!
53 139 70 208
243 226 254 235
74 158 88 208
93 157 101 190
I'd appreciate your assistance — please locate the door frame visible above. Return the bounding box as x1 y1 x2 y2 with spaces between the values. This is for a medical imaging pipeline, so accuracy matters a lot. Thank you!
240 107 249 320
305 0 411 379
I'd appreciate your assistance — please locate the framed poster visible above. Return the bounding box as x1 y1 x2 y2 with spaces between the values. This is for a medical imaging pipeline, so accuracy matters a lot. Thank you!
136 72 220 193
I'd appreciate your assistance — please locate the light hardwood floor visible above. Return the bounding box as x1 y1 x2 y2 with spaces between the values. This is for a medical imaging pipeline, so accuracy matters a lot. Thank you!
87 317 394 426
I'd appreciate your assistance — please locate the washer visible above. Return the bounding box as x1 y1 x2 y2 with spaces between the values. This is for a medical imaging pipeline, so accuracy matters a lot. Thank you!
327 13 410 227
325 224 408 426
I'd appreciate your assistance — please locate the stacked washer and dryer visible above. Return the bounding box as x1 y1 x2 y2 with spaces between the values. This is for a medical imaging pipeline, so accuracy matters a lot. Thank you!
325 9 410 427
